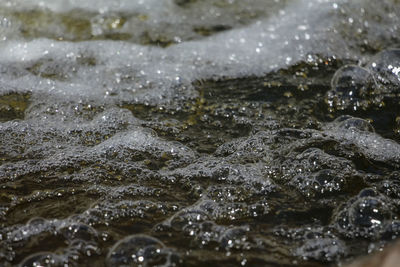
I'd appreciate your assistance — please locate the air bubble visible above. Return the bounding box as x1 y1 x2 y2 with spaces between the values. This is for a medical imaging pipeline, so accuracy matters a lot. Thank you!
327 65 376 111
106 235 170 267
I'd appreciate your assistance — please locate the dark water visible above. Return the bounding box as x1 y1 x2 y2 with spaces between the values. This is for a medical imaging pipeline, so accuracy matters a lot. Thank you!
1 0 400 266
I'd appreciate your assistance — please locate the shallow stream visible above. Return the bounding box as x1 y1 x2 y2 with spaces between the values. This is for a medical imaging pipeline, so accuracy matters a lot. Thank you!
1 0 400 266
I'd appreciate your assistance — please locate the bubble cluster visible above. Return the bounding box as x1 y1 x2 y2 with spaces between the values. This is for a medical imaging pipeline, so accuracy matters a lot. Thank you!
333 189 397 239
1 0 400 266
327 65 377 111
106 235 179 267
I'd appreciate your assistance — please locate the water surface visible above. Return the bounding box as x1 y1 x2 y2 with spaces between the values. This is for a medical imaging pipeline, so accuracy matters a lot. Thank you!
1 0 400 266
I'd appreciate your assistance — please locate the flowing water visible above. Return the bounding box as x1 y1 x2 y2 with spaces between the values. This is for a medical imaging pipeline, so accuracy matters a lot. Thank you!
1 0 400 266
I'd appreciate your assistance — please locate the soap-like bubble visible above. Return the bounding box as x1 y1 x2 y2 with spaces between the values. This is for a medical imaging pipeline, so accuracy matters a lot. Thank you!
327 65 377 111
106 235 167 266
19 252 66 267
368 48 400 93
59 223 98 243
330 115 375 132
334 189 394 238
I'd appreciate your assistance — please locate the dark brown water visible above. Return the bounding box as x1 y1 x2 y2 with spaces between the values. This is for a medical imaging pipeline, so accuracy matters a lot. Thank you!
1 0 400 266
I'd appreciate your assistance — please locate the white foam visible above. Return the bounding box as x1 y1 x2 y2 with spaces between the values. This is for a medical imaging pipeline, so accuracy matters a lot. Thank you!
0 0 398 105
0 0 170 13
324 123 400 165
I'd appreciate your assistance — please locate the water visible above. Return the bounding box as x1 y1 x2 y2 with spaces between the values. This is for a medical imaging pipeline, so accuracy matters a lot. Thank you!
0 0 400 266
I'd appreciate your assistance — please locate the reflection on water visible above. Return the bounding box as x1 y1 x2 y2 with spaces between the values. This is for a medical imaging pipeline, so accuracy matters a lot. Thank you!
1 0 400 266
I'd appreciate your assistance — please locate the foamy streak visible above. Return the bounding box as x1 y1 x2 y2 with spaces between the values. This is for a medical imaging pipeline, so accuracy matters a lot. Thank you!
0 0 398 104
0 0 167 13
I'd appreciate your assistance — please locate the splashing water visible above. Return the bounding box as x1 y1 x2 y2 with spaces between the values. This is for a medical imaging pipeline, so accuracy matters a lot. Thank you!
1 0 400 266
